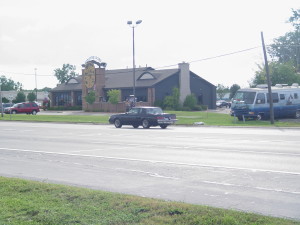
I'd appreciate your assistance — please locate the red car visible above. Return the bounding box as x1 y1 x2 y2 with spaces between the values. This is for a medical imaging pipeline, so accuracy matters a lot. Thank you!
4 102 40 115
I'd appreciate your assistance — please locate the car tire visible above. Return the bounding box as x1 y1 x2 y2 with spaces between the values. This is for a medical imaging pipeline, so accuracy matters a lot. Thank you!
32 110 37 115
12 110 17 114
142 119 150 129
114 119 122 128
132 124 139 128
160 125 168 129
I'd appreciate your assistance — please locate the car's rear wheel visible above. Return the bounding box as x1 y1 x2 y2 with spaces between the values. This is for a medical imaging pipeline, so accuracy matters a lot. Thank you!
160 125 168 129
32 110 37 115
114 119 122 128
142 119 150 129
295 110 300 119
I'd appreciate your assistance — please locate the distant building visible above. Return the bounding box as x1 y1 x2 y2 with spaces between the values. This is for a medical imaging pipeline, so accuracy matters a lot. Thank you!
1 91 49 103
49 58 216 111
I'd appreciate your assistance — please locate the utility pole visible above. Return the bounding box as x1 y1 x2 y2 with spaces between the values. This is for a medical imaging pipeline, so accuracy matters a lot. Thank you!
261 32 274 124
34 68 38 102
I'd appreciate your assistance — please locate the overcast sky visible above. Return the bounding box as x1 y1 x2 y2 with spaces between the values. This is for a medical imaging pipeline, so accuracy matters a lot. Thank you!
0 0 299 90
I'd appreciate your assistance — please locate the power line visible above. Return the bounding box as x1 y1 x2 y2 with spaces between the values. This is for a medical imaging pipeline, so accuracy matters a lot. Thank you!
2 44 297 77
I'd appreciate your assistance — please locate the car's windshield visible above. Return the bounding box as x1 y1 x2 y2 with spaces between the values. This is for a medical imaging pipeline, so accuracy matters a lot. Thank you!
233 91 256 104
13 104 19 107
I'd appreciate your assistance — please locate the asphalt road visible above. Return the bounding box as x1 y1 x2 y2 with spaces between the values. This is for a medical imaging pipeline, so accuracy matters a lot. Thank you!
1 121 300 220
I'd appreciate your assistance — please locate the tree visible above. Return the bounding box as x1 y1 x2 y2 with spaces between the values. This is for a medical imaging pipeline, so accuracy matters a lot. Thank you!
85 90 96 109
0 75 23 91
229 84 241 99
288 8 300 30
163 87 180 110
250 62 300 87
13 92 26 103
27 92 36 102
54 64 79 84
268 8 300 72
107 89 120 104
216 84 229 100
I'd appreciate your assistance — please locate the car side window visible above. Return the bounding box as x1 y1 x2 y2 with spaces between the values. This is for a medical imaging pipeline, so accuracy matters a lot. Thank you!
267 93 279 103
256 93 265 104
280 94 285 100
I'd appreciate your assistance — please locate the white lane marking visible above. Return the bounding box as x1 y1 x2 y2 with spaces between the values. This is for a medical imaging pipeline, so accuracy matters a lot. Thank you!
202 180 300 195
1 147 300 176
115 168 179 180
91 141 300 156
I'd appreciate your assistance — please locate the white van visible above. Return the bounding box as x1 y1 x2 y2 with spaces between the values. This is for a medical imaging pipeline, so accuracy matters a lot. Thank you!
230 83 300 120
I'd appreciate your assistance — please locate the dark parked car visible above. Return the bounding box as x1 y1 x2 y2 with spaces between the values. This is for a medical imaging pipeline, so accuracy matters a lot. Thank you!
4 102 40 115
109 106 177 129
0 103 13 112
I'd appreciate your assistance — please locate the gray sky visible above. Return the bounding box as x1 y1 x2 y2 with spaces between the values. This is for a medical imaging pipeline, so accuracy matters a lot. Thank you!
0 0 299 90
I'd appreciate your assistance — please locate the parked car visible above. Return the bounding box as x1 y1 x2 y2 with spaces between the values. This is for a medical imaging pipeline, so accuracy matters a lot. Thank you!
109 106 177 129
216 100 229 108
0 103 13 112
4 102 40 115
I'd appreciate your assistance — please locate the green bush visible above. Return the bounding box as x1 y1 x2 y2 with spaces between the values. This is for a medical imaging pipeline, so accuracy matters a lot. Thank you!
183 94 197 110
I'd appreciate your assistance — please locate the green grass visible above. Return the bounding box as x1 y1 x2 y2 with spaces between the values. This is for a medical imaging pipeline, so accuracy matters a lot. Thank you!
1 177 299 225
1 111 299 127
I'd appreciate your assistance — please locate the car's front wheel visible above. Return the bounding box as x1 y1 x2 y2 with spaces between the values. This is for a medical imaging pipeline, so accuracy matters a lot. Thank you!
32 110 37 115
114 119 122 128
142 119 150 129
160 125 168 129
12 110 17 114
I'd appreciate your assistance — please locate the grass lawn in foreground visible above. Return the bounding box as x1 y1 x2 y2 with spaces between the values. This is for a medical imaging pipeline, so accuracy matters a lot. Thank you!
0 111 300 127
1 177 299 225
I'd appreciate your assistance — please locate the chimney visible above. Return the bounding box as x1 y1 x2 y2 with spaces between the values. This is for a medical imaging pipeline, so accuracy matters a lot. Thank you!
179 62 191 103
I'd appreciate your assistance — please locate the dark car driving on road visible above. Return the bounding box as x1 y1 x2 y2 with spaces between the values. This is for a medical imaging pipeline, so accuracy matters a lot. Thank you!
109 106 177 129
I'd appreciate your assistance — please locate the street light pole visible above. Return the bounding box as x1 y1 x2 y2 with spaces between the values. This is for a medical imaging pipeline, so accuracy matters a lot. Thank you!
127 20 142 101
34 68 38 102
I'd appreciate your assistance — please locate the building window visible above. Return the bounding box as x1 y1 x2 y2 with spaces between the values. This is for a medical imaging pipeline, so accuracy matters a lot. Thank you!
55 92 71 106
138 72 155 80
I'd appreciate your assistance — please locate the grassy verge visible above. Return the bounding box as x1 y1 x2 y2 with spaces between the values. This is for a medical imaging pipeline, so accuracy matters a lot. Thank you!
1 177 299 225
1 111 299 127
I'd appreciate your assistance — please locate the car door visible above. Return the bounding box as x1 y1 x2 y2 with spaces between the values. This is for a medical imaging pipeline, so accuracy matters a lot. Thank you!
123 108 140 125
17 103 26 113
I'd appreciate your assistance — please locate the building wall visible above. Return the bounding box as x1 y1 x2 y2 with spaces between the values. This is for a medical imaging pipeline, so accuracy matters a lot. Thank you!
154 73 179 102
190 73 216 109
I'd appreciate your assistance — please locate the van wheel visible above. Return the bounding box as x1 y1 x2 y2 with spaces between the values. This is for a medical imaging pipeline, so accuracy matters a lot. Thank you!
257 114 264 120
12 110 17 114
32 110 37 115
295 110 300 119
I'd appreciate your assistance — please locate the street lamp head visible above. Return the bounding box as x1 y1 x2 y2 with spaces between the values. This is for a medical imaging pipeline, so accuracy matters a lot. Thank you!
136 20 142 24
127 21 132 25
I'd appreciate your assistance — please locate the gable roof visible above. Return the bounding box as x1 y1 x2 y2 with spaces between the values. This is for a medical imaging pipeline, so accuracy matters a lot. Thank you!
50 66 214 92
51 76 82 92
104 67 179 89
